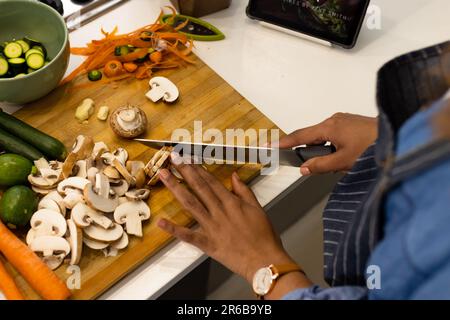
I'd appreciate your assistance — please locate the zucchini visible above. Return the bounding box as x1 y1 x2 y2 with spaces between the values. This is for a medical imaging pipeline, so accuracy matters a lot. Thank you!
88 70 102 81
14 73 26 78
16 40 30 53
8 57 26 75
32 45 47 59
0 109 67 161
114 45 130 56
0 57 8 76
23 37 42 47
4 42 22 59
25 48 43 59
0 127 44 160
26 53 45 69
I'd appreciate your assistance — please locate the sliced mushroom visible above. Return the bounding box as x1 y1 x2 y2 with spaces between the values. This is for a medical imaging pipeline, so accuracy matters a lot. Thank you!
144 147 172 186
62 135 94 178
42 191 66 215
73 160 88 178
110 179 129 197
83 237 109 250
31 186 54 195
71 202 113 229
66 219 83 265
125 189 150 201
28 167 62 189
29 236 71 270
113 148 128 165
103 166 120 180
34 158 50 170
118 197 128 205
63 190 85 210
94 173 110 198
38 198 63 216
112 158 134 185
111 232 129 250
83 223 123 242
110 106 148 139
26 209 67 245
114 201 151 237
57 177 90 195
146 77 179 103
87 167 99 184
84 182 119 213
92 142 109 161
127 161 146 188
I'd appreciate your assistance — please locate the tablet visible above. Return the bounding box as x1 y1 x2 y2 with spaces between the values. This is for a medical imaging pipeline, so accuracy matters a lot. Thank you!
247 0 371 49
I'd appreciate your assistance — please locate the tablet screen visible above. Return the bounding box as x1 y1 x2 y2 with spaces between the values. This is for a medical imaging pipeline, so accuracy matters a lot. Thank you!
248 0 370 48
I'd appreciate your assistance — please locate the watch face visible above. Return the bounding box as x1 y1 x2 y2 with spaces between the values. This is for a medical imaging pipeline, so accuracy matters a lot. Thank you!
253 267 274 296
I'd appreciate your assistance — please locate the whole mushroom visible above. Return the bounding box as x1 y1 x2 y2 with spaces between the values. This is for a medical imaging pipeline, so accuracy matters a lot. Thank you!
110 105 148 139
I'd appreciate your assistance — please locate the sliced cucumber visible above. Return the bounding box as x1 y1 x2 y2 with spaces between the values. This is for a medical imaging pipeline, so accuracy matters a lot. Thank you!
16 40 30 53
25 48 44 59
32 45 47 59
26 53 45 70
0 57 8 76
4 42 22 59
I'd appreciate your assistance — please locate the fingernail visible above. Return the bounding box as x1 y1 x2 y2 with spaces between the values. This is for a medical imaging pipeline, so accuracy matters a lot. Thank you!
300 167 311 176
171 152 182 165
159 168 169 180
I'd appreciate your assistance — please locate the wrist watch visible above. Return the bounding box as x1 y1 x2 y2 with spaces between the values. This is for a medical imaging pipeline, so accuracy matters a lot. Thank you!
252 263 304 299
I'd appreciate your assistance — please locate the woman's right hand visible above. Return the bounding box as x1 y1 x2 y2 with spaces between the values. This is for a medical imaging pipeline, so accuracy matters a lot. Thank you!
278 113 378 175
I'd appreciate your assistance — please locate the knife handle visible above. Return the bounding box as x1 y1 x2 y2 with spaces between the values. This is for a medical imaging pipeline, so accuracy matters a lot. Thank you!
294 145 336 162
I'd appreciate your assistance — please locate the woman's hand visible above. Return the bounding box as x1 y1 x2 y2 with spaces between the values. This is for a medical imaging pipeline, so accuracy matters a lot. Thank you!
158 154 295 284
279 113 378 175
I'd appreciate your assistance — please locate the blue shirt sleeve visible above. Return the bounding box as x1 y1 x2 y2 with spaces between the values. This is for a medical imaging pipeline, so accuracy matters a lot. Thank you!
282 285 367 300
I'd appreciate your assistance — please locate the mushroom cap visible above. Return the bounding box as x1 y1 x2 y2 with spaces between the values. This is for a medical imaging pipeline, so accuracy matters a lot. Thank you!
26 209 67 245
84 182 119 213
125 189 150 201
147 76 179 103
57 177 90 195
71 202 114 229
84 223 123 242
111 232 129 250
38 198 62 215
83 237 109 250
42 191 66 216
110 179 129 197
29 235 71 268
67 219 83 265
109 106 148 139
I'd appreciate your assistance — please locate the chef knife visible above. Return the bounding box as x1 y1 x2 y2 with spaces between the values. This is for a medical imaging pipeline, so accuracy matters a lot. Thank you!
135 139 336 167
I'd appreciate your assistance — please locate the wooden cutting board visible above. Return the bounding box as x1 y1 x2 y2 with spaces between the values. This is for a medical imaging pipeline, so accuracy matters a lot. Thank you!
8 54 282 300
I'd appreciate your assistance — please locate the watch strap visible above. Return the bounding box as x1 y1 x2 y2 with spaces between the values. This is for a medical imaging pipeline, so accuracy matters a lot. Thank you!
270 263 303 278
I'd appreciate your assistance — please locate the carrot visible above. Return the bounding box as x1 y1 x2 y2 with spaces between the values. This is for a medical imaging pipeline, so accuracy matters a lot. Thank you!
0 258 24 300
104 60 124 78
0 221 70 300
123 62 138 73
60 6 196 84
150 51 163 63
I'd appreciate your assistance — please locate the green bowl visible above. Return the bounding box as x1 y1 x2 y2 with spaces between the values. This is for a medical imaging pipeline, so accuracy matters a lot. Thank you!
0 0 70 104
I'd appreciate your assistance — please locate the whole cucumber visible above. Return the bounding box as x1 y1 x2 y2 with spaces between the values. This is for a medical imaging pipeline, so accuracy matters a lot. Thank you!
0 127 44 160
0 154 34 186
0 109 67 161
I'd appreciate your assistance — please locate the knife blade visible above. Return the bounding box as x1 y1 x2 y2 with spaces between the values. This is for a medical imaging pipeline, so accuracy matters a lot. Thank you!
135 139 335 167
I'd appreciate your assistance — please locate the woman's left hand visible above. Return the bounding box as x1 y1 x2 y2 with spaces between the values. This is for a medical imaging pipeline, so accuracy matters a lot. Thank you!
157 153 295 284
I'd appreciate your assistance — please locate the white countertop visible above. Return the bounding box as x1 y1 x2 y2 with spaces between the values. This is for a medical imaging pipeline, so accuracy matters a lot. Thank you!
1 0 449 300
